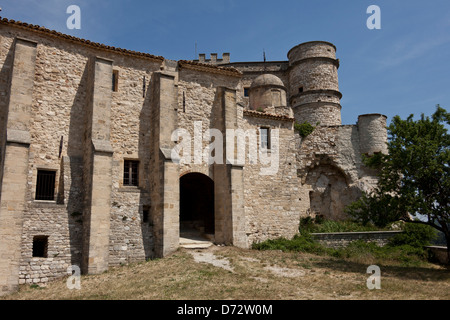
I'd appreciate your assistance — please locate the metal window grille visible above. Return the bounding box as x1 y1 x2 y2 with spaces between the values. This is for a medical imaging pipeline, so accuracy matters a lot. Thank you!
35 170 56 201
32 236 48 258
124 160 139 186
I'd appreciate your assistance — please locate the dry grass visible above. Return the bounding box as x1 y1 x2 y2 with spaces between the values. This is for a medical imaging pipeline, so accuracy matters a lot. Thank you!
2 246 449 300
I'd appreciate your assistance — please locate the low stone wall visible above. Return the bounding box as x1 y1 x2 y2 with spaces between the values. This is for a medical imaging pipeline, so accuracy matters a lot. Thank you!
311 231 403 248
425 246 449 264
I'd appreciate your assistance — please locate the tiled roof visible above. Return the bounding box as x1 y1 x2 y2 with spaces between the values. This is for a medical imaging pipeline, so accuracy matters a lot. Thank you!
178 60 242 77
243 109 294 122
0 17 164 61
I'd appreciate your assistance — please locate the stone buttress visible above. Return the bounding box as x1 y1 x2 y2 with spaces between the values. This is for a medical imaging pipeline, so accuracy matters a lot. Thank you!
81 57 114 275
0 38 37 296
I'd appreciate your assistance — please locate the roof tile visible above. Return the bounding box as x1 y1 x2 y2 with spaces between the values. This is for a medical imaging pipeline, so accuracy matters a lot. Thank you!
0 16 164 61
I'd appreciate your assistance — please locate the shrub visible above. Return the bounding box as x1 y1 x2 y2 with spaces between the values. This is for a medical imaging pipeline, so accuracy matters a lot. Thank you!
294 121 315 138
387 223 437 248
252 233 330 256
333 241 428 267
255 220 434 267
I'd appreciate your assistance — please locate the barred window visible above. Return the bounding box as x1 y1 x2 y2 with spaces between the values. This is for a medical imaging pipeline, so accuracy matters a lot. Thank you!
124 160 139 186
35 170 56 201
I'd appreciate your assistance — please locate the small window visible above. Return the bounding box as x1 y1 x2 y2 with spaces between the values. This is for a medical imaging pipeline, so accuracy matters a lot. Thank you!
33 236 49 258
143 206 150 223
244 87 250 97
124 160 139 187
260 127 270 149
112 70 119 92
299 87 304 93
143 76 146 98
35 170 56 201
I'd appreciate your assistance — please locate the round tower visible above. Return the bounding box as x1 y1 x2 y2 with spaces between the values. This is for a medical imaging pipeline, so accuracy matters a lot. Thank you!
288 41 342 126
357 114 388 155
249 74 287 112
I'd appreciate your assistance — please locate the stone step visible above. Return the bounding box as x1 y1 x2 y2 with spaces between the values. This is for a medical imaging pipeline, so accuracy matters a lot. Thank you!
179 235 214 249
180 243 213 249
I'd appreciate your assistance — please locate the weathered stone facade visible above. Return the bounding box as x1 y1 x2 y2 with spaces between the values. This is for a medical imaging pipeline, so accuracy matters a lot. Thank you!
0 17 388 295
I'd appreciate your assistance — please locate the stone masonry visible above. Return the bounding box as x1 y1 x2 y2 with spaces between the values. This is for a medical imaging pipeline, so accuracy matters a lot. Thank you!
0 17 388 295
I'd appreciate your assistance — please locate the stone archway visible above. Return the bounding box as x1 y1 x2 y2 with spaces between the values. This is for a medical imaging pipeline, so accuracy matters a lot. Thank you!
306 164 358 220
179 173 215 236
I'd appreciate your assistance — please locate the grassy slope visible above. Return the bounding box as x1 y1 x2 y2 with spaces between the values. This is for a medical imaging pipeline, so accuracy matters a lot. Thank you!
2 246 449 300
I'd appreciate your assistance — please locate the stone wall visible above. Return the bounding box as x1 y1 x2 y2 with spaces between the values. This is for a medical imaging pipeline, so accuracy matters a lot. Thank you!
311 231 403 249
0 18 390 294
108 48 160 265
241 113 303 244
0 24 164 285
296 125 379 221
177 67 240 176
293 103 342 127
0 35 37 295
425 246 449 264
357 114 388 155
288 42 341 127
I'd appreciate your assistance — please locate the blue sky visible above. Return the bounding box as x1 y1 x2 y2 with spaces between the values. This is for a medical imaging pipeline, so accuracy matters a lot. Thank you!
1 0 450 125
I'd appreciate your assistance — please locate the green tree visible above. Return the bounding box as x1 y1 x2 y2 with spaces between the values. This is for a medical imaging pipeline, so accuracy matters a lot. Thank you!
346 106 450 262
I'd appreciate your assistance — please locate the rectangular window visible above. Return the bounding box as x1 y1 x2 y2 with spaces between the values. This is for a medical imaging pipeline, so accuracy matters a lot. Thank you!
112 70 119 92
143 206 150 223
299 86 304 93
260 127 270 149
244 87 250 97
35 170 56 201
123 160 139 186
32 236 48 258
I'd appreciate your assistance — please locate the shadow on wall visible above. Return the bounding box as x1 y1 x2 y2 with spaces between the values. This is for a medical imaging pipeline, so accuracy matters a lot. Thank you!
0 44 14 204
138 72 154 260
65 61 89 268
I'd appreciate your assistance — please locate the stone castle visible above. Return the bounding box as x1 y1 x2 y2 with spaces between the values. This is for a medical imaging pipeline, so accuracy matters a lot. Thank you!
0 17 387 295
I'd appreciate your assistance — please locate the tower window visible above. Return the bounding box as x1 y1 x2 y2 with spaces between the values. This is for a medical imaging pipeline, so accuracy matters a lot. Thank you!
299 87 304 93
32 236 49 258
260 127 270 149
244 87 250 97
124 160 139 187
112 70 119 92
35 170 56 201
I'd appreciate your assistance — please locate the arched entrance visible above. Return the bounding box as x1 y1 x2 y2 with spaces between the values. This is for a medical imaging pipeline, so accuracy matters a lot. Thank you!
179 173 215 237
